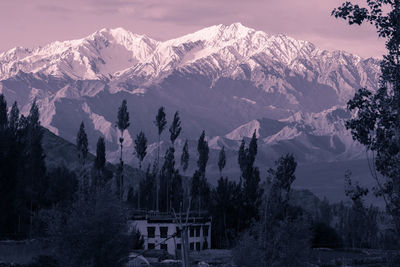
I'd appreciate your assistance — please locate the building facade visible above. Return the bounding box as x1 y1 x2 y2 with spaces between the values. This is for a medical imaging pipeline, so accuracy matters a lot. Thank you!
129 211 211 256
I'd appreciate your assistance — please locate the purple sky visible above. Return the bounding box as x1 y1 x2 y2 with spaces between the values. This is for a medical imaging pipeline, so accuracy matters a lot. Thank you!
0 0 385 58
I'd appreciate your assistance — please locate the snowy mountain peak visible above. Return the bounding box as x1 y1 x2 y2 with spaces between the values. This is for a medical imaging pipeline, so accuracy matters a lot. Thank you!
164 22 257 47
0 22 381 169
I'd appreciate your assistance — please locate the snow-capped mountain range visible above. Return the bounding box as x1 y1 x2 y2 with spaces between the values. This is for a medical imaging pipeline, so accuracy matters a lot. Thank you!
0 23 380 180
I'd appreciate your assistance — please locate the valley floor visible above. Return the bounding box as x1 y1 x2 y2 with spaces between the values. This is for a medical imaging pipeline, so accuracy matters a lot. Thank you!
1 240 399 267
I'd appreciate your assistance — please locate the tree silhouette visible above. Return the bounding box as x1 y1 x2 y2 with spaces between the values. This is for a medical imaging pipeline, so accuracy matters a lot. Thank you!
197 131 209 176
0 95 7 130
134 131 147 209
76 122 88 166
154 107 167 211
192 131 210 212
181 139 189 174
76 121 89 198
237 131 262 227
8 101 19 133
95 137 106 171
25 100 47 237
169 111 182 146
333 0 400 233
94 136 106 189
116 99 130 201
218 146 226 177
134 131 147 171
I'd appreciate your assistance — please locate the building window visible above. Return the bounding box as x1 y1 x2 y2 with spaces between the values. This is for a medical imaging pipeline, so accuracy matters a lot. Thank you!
190 226 195 237
176 226 181 238
177 243 181 250
203 225 209 237
147 227 155 238
190 242 194 250
196 242 201 251
195 226 201 237
148 243 155 249
160 226 168 238
160 243 168 251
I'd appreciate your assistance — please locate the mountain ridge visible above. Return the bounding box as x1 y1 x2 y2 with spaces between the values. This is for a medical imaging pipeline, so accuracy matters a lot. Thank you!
0 23 379 175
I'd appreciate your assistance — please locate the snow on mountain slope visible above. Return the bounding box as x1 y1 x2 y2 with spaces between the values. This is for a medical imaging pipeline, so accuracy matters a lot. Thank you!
0 28 158 80
222 105 364 162
0 23 380 169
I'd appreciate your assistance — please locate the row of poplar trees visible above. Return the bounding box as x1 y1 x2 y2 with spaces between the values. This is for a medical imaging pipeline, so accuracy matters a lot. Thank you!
77 100 265 248
0 94 264 248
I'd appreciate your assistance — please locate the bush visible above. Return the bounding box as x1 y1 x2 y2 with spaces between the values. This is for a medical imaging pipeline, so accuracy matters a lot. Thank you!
45 189 143 267
233 205 311 267
311 222 343 249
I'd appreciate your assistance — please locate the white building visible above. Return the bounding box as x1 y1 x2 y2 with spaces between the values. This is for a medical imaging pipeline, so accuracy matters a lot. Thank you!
129 211 212 256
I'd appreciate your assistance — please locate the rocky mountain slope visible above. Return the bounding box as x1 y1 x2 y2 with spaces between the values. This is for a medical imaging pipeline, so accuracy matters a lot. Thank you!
0 23 380 196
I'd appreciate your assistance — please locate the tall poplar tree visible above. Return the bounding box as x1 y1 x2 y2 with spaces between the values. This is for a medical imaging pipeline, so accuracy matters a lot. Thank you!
169 111 182 147
218 146 226 177
94 136 106 188
76 121 89 197
0 94 7 130
181 139 189 174
8 101 19 133
134 131 147 170
160 147 175 211
154 106 166 210
237 131 262 226
134 131 147 209
197 131 209 176
76 122 89 166
117 99 130 201
25 100 46 236
192 131 210 212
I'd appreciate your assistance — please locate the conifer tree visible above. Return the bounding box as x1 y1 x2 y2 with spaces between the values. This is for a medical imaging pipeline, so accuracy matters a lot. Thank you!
169 111 182 146
218 146 226 177
117 99 130 201
154 106 167 210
